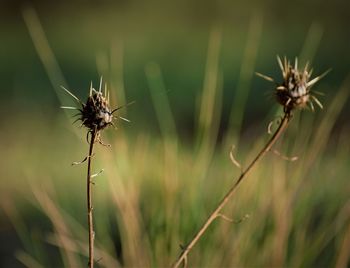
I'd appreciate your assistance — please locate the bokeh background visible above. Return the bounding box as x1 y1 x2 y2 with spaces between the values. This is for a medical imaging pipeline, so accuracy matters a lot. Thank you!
1 0 350 267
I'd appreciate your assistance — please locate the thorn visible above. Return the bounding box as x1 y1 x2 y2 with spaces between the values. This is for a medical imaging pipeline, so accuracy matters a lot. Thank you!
72 117 82 124
104 83 107 97
277 55 285 78
61 86 83 104
308 68 331 88
255 72 275 83
304 61 310 73
285 56 289 70
61 106 80 110
312 90 325 96
99 76 103 92
294 57 298 70
308 100 315 112
310 95 323 109
71 113 82 118
276 86 286 91
111 100 136 114
90 81 93 96
309 68 314 78
118 116 131 123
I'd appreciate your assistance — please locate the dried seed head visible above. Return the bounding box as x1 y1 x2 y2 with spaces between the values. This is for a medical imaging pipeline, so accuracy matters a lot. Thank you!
61 78 134 147
257 56 329 113
61 78 132 138
82 89 113 131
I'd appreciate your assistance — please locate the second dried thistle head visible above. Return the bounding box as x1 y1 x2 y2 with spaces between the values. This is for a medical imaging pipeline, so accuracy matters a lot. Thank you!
257 56 329 113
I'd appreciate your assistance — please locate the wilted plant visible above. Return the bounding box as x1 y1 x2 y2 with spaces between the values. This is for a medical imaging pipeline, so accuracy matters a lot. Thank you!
172 56 329 267
61 78 130 268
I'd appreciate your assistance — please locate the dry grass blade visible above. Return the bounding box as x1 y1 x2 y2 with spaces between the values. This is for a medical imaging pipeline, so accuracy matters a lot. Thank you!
22 6 69 108
31 185 81 267
145 62 178 139
195 26 223 182
304 74 350 168
46 233 122 267
16 250 44 268
335 213 350 267
108 175 152 267
226 13 263 144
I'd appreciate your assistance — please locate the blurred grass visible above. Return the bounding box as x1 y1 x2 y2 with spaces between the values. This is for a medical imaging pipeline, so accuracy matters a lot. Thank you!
1 1 350 267
1 78 350 266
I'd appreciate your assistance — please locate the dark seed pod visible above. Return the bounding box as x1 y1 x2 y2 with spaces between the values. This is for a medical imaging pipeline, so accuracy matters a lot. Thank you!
81 90 113 131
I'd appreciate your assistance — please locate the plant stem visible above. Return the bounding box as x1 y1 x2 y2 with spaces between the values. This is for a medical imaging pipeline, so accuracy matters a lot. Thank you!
87 130 97 268
172 111 292 268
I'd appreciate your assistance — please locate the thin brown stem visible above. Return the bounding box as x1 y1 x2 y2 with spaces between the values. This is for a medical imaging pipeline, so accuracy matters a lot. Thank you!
87 130 97 268
172 111 292 268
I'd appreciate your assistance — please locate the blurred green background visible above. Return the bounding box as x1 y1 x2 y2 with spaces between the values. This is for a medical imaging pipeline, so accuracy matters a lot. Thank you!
1 0 350 267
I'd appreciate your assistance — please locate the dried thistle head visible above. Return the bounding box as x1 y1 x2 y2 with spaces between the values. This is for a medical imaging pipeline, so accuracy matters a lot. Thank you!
61 78 132 140
82 87 113 131
257 56 330 113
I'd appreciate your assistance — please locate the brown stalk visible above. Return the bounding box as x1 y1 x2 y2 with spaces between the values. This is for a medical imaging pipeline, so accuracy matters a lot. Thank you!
87 130 97 268
172 111 292 268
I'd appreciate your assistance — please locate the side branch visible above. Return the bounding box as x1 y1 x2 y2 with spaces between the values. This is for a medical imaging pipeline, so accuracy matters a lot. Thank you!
172 111 292 268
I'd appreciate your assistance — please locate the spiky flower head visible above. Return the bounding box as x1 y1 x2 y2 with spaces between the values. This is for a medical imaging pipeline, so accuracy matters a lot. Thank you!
61 78 131 140
82 87 113 131
257 56 329 113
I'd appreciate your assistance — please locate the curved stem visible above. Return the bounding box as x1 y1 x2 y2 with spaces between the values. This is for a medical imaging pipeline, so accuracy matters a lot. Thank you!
172 111 292 268
87 130 97 268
